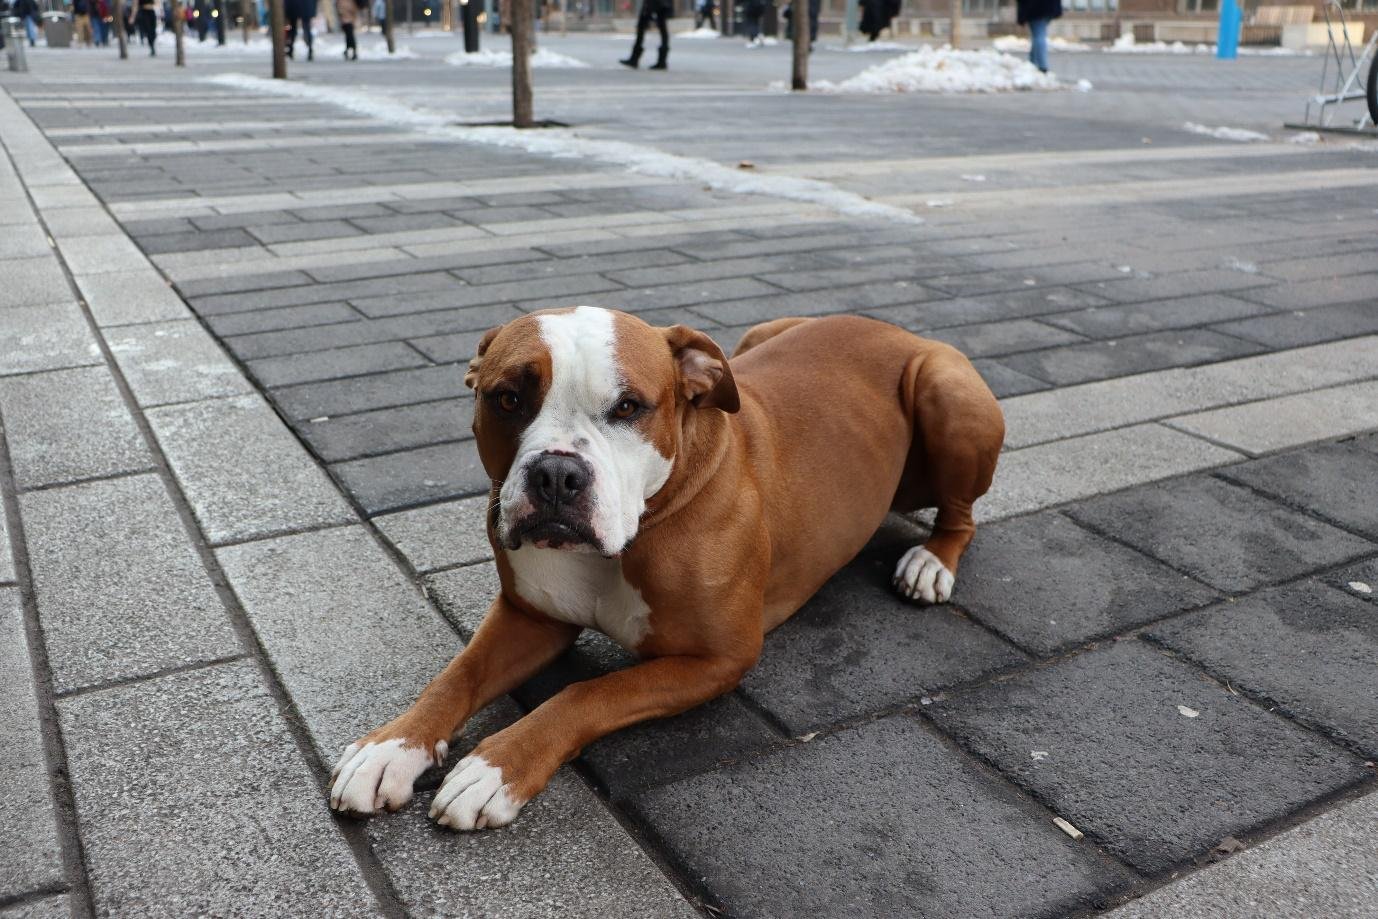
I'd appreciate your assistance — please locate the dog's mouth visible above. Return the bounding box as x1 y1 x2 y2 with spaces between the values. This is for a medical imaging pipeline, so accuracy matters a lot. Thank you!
505 514 601 553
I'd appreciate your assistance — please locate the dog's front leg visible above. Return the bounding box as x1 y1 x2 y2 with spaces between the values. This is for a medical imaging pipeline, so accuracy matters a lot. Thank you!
430 652 756 831
329 595 578 815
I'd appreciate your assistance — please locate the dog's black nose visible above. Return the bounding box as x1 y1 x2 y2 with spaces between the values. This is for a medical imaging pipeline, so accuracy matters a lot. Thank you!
529 453 590 507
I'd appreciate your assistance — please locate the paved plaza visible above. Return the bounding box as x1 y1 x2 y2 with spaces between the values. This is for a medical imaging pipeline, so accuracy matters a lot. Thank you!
2 31 1378 919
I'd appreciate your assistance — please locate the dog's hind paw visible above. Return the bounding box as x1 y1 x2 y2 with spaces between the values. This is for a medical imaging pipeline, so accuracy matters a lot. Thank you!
892 546 954 605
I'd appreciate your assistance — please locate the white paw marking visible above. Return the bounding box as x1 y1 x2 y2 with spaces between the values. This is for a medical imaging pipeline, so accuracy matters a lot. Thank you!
893 546 955 605
329 737 446 815
428 755 525 831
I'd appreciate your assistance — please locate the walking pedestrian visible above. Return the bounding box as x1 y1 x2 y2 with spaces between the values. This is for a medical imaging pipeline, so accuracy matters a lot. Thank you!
136 0 158 52
73 0 95 45
859 0 898 41
741 0 763 44
1016 0 1060 73
93 0 110 44
337 0 358 58
694 0 713 30
371 0 384 32
284 0 315 59
619 0 670 70
12 0 38 45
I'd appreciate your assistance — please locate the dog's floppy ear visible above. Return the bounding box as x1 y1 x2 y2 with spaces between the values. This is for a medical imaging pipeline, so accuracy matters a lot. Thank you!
464 325 504 390
664 325 739 413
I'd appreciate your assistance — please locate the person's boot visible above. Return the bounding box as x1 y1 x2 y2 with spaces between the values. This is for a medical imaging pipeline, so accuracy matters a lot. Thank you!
307 43 313 60
649 46 667 69
619 47 641 68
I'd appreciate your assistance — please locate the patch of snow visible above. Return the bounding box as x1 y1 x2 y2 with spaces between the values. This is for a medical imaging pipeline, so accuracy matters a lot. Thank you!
1108 33 1310 55
202 73 923 226
181 35 416 59
925 198 954 207
444 47 589 67
991 34 1091 53
676 26 721 38
960 174 986 182
1223 257 1258 274
1287 130 1321 144
1076 78 1094 92
1031 750 1050 761
1349 580 1372 594
1177 704 1200 718
817 40 910 52
811 45 1064 94
1183 122 1270 142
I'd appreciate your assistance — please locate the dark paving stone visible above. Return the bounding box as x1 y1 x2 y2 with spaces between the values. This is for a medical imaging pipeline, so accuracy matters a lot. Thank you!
305 247 545 284
1231 273 1378 311
1043 294 1272 339
137 228 257 254
123 217 195 237
223 303 523 360
1076 269 1272 304
1066 476 1373 594
458 205 558 225
1150 581 1378 757
331 440 489 514
349 274 623 319
190 271 459 316
272 364 470 421
1324 557 1378 602
349 212 462 234
998 329 1264 387
866 286 1110 330
203 301 360 338
738 532 1027 735
175 270 314 299
956 513 1219 656
927 640 1368 874
970 359 1051 398
188 210 302 232
1211 302 1378 350
246 341 429 388
289 202 395 221
246 219 364 245
1219 443 1378 540
407 328 491 365
631 715 1132 919
691 281 937 325
381 195 484 215
295 400 473 463
924 319 1086 359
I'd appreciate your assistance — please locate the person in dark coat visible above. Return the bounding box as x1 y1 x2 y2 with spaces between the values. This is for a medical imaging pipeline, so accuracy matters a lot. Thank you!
1015 0 1060 73
12 0 38 45
741 0 763 44
860 0 898 41
136 0 158 53
285 0 317 60
619 0 670 70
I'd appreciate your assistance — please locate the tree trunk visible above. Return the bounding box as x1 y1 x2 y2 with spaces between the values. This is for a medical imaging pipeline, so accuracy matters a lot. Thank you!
270 0 287 75
114 0 129 56
510 0 533 126
384 0 395 51
949 0 960 48
790 0 808 90
172 0 186 64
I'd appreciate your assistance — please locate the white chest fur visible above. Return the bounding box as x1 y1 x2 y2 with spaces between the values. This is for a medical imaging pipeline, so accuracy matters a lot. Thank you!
506 545 652 652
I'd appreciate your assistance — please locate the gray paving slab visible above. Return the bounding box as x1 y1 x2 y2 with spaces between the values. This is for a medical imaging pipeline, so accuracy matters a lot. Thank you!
348 274 623 319
0 503 13 585
221 303 522 360
1169 380 1378 456
0 257 71 309
0 589 65 900
331 440 490 515
738 537 1027 736
970 358 1052 398
74 270 188 327
957 512 1219 656
145 393 355 545
0 302 102 377
1107 789 1378 919
1232 272 1378 310
245 341 429 388
1212 301 1378 349
52 234 145 276
923 318 1087 359
1000 328 1265 387
631 714 1132 919
1149 580 1378 757
0 365 152 490
1042 293 1273 338
204 301 361 337
422 560 501 636
0 895 72 919
1067 474 1373 594
189 271 459 317
272 364 469 421
373 495 494 574
690 280 935 325
20 474 239 693
36 206 119 239
105 319 253 407
56 660 380 919
0 231 53 260
294 399 473 464
927 640 1368 874
1219 442 1378 540
866 286 1111 330
1325 556 1378 604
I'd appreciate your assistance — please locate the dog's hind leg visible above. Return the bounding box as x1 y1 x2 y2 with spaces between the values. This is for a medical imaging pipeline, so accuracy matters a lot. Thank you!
730 316 814 358
891 346 1004 604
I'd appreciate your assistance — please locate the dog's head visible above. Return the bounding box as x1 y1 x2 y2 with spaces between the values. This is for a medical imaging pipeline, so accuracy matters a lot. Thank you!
466 306 738 557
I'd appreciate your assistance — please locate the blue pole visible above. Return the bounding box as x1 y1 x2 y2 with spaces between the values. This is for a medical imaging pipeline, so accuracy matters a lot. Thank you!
1216 0 1239 59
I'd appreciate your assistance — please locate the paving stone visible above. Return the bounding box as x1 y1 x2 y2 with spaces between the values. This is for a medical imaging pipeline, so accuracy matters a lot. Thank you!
1169 380 1378 456
294 399 473 464
0 302 102 376
1075 269 1271 304
0 230 54 260
1000 329 1264 387
105 319 253 407
20 474 239 693
631 714 1131 919
866 286 1110 330
174 269 314 298
1043 293 1273 338
457 249 682 287
245 341 428 388
1232 272 1378 310
247 219 363 245
146 393 355 545
970 358 1052 397
0 895 72 919
74 270 188 326
289 201 395 222
56 661 378 918
0 257 71 309
0 504 13 585
374 495 493 574
331 440 490 515
927 640 1367 874
189 209 302 231
204 301 361 337
923 318 1086 359
349 274 623 319
978 424 1244 523
52 233 145 276
1325 556 1378 604
303 248 542 284
691 281 934 325
137 227 257 255
1067 474 1372 594
273 364 469 421
191 271 460 317
0 365 151 490
216 525 459 760
407 328 492 364
1212 302 1378 349
957 512 1218 655
0 589 65 899
1150 581 1378 757
223 303 522 360
1106 787 1378 919
737 532 1027 735
1219 442 1378 539
423 560 501 636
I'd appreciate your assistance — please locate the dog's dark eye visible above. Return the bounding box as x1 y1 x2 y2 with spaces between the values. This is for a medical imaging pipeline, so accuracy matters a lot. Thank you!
496 392 521 413
610 398 640 421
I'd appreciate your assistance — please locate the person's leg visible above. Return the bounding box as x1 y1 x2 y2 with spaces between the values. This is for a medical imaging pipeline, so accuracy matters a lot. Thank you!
1029 17 1048 72
622 5 648 65
303 16 312 58
808 0 818 42
285 15 296 55
343 21 355 56
650 5 667 66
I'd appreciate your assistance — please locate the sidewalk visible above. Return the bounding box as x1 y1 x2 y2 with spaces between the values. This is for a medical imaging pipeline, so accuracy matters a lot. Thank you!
3 41 1378 919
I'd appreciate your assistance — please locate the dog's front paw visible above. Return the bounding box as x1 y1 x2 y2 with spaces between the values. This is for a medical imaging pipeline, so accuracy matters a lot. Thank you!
429 755 527 831
329 737 447 815
893 546 955 605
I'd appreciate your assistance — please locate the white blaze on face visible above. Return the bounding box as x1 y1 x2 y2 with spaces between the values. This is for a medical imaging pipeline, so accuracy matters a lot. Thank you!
497 306 673 555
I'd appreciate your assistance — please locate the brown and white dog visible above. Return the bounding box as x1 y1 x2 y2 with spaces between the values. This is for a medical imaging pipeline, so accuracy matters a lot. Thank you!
329 306 1004 830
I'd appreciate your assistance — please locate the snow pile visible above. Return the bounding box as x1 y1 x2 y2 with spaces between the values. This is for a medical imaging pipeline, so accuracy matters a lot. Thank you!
815 40 909 52
202 73 923 226
316 39 418 59
676 26 721 38
1110 33 1205 54
178 35 416 59
1183 121 1269 142
1287 130 1321 144
813 45 1063 93
991 34 1091 53
444 47 589 67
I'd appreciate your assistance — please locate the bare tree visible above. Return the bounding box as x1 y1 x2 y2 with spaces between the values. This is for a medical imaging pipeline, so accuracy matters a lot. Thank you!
172 0 185 65
949 0 960 47
510 0 533 126
791 0 808 89
113 0 128 57
270 0 287 75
